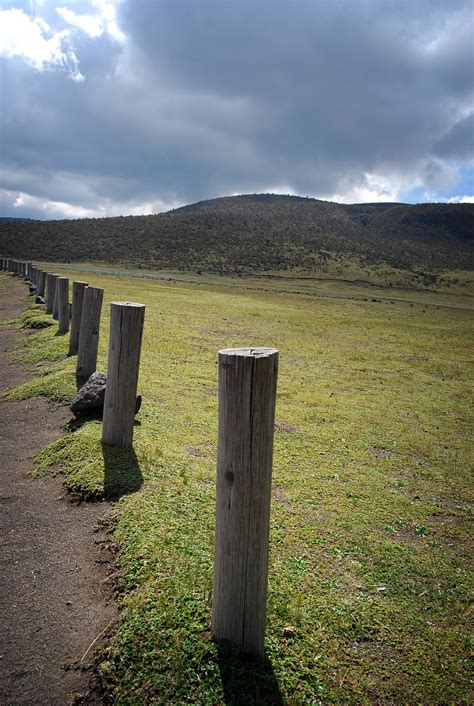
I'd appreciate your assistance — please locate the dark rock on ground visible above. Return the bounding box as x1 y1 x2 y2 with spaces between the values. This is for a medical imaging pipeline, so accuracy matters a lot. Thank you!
35 295 45 304
70 372 142 417
71 372 107 415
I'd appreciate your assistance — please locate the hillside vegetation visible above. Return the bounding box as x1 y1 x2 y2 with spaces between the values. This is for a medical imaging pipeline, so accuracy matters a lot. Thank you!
1 195 472 285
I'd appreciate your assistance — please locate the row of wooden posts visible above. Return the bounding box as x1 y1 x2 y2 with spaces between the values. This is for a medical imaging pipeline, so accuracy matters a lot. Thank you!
2 258 144 448
2 257 279 657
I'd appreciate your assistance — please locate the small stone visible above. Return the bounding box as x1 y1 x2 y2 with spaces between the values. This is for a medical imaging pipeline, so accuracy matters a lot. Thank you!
35 296 45 304
283 626 296 638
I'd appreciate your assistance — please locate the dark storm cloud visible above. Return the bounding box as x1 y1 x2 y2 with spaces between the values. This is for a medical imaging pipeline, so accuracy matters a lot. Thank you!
0 0 473 217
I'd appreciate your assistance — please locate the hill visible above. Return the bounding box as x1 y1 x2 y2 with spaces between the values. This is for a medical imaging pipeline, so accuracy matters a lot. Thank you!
0 195 472 285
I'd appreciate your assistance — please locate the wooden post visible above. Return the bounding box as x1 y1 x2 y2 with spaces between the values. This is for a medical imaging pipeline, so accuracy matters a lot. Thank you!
212 347 278 657
57 277 69 334
69 281 88 354
46 274 58 314
76 286 104 380
45 274 56 313
37 270 46 297
52 276 59 320
102 302 145 448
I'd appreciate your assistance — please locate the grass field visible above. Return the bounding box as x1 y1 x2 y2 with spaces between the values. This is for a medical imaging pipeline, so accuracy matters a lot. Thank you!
3 267 473 704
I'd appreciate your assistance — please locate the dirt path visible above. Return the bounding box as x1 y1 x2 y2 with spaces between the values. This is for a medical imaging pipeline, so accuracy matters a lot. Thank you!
0 276 117 705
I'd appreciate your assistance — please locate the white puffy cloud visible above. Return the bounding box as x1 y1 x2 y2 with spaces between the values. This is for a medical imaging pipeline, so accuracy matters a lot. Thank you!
0 7 83 80
56 1 125 42
56 7 104 39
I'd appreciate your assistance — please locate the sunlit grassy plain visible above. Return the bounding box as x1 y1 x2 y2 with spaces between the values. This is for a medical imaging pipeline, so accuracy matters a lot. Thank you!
3 266 473 705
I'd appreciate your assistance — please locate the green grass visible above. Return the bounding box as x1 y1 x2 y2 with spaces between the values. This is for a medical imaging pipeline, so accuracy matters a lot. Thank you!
2 269 473 704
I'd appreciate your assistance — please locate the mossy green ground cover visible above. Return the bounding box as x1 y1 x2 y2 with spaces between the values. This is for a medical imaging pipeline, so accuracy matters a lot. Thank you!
3 270 473 704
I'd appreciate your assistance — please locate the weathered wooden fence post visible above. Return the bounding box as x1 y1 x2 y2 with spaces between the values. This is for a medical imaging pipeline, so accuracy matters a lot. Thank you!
37 270 46 297
69 281 89 354
102 302 145 448
57 277 70 334
76 286 104 380
212 347 279 657
45 273 56 314
52 276 60 320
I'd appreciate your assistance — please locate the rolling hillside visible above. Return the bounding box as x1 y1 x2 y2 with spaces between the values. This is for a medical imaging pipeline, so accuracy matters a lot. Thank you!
0 195 472 282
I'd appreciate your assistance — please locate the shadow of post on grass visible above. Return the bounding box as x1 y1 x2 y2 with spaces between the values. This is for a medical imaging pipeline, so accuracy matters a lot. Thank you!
216 640 284 706
102 443 143 500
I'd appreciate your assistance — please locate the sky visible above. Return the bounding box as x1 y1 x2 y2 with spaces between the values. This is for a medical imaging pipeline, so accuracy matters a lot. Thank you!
0 0 473 219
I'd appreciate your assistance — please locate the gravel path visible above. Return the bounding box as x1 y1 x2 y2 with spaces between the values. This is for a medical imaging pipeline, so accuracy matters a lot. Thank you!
0 275 117 705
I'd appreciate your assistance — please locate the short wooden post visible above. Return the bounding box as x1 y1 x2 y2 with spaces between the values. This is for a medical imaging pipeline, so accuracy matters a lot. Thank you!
76 286 104 380
52 276 59 320
212 347 278 657
45 274 57 314
57 277 69 334
102 302 145 448
69 281 88 355
37 270 46 297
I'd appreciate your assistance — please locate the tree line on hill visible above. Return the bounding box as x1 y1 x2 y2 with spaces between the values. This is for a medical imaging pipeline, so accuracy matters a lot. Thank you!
0 194 472 279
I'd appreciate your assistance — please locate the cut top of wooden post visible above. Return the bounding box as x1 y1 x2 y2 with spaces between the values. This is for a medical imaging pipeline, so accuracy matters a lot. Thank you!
111 301 145 308
218 347 278 358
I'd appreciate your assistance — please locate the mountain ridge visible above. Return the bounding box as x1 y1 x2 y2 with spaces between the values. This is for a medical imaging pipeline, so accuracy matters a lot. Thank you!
1 194 472 283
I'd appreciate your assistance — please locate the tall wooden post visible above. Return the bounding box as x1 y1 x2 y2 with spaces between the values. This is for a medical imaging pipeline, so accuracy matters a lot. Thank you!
45 274 57 314
69 281 88 354
57 277 69 334
102 302 145 448
212 347 278 657
76 286 104 380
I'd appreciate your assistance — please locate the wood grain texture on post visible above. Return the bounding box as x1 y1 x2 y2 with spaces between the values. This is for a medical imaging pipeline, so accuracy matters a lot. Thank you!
212 347 278 657
69 281 88 354
57 277 70 334
45 273 57 314
76 286 104 380
102 302 145 448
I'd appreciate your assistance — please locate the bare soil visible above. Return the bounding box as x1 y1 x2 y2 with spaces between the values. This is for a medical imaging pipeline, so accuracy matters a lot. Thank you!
0 276 117 705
